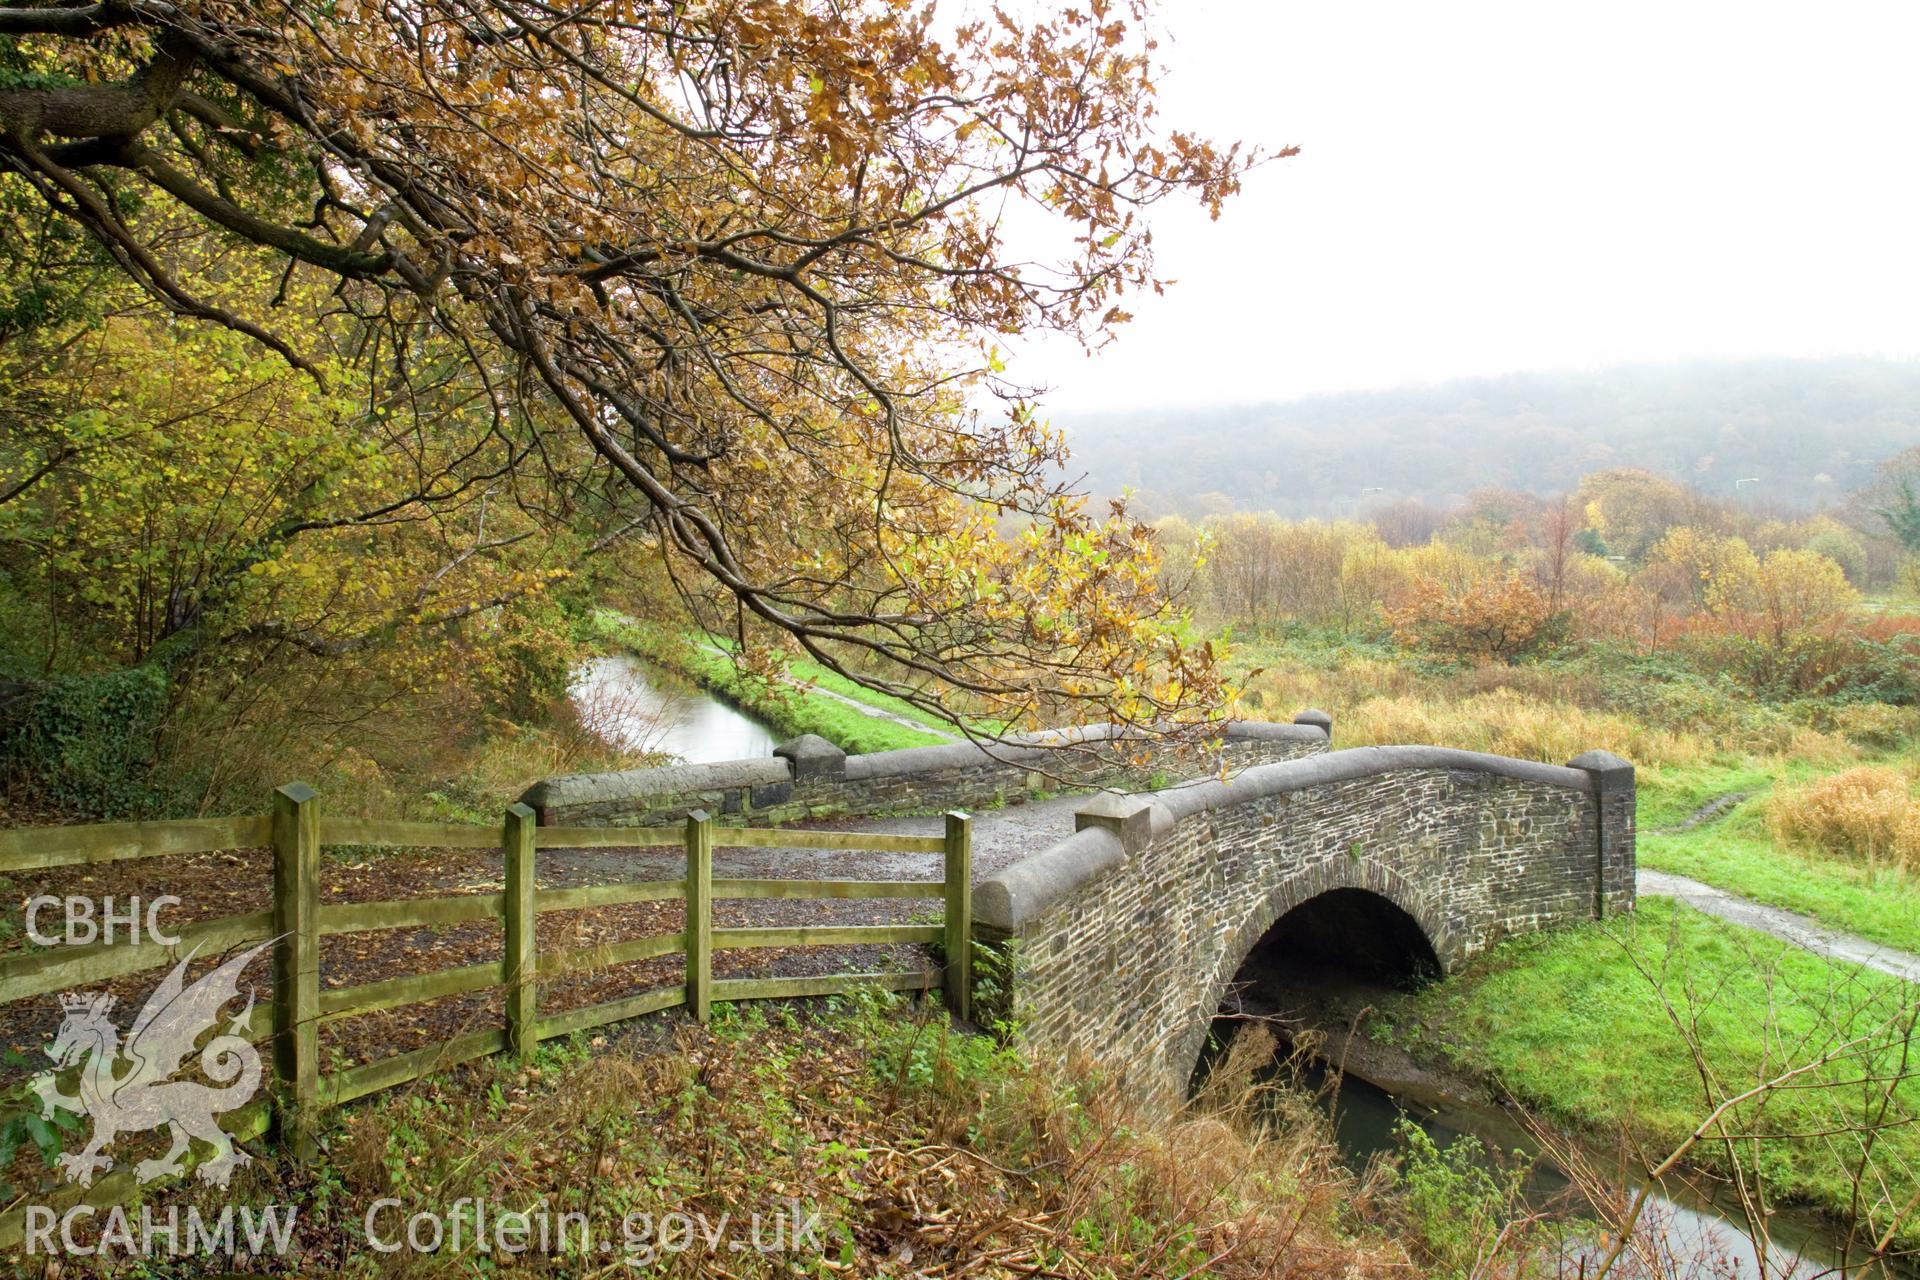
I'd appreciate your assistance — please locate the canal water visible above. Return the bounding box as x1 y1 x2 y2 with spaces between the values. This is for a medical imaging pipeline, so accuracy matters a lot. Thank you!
569 654 778 763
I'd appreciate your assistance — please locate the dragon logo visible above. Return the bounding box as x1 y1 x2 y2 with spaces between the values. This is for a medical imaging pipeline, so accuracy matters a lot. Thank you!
30 941 271 1189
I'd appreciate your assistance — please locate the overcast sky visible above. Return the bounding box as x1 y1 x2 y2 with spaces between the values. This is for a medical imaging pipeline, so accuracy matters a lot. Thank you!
1003 0 1920 414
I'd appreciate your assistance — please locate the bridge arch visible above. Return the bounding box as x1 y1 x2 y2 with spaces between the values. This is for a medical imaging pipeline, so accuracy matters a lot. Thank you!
975 743 1637 1110
1176 860 1451 1095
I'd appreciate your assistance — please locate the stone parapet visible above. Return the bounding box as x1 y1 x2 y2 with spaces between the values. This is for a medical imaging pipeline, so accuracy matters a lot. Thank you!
522 718 1330 827
972 744 1634 1111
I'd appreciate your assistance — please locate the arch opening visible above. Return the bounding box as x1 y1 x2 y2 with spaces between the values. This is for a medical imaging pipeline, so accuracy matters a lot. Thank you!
1245 887 1441 992
1192 888 1442 1096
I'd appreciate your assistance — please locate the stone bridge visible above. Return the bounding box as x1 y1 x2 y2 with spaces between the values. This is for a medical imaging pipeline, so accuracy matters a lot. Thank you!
974 741 1635 1107
527 712 1634 1108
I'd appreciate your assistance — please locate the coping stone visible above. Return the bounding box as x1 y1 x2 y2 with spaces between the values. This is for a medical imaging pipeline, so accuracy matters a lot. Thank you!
1075 792 1156 854
1292 708 1334 739
774 734 847 781
1566 749 1634 788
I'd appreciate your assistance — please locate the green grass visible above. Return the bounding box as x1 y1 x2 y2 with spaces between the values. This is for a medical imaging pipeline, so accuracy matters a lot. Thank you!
1643 809 1920 955
1636 758 1920 955
1634 758 1791 830
1382 897 1920 1240
1858 593 1920 618
778 655 971 736
677 643 949 755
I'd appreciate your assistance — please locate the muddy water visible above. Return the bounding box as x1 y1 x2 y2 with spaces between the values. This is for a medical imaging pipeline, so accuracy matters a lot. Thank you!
1214 980 1913 1279
1313 1056 1903 1278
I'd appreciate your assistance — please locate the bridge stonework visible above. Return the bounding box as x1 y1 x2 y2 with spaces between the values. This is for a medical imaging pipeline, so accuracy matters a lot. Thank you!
523 718 1331 827
974 746 1635 1110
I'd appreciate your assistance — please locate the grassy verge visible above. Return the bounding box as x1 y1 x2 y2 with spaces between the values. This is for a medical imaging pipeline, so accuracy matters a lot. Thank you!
38 994 1411 1276
1641 815 1920 955
675 643 950 755
1636 759 1920 954
1380 897 1920 1241
776 654 991 737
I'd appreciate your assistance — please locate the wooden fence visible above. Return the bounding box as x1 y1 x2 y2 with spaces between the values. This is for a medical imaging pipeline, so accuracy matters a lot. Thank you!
0 783 973 1144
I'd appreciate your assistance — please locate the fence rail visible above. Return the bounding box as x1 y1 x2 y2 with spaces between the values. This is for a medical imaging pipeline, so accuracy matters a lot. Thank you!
0 784 972 1141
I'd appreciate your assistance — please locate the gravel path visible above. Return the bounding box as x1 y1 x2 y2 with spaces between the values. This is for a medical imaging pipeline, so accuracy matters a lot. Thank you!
1653 791 1753 835
1637 869 1920 984
550 791 1085 887
1636 789 1920 984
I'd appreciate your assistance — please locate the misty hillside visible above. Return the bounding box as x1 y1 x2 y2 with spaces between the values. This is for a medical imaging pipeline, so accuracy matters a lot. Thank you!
1061 358 1920 518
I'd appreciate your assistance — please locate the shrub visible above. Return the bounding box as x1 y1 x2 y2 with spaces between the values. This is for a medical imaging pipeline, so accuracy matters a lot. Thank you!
1384 570 1563 662
1767 767 1920 874
1796 701 1920 752
1805 526 1869 586
1 665 170 817
1676 628 1920 704
1390 1118 1530 1280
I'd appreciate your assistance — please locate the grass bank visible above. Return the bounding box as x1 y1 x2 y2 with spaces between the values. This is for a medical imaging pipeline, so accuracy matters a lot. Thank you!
32 993 1420 1277
1378 896 1920 1245
1637 760 1920 955
675 643 951 755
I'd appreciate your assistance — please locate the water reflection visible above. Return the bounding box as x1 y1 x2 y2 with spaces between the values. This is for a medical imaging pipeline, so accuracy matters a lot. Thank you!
570 654 778 763
1316 1063 1902 1279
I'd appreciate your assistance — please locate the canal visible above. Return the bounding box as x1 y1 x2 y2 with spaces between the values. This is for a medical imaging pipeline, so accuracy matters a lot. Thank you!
569 654 779 763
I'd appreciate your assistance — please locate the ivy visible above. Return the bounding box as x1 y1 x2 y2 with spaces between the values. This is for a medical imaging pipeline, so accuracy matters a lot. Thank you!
4 665 170 817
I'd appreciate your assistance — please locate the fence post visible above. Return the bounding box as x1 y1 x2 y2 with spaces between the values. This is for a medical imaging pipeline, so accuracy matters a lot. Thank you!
685 810 713 1023
503 802 538 1060
944 811 973 1021
271 782 319 1149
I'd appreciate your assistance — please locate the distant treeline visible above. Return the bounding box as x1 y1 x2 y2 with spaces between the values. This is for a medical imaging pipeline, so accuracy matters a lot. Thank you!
1066 358 1920 519
1155 461 1920 702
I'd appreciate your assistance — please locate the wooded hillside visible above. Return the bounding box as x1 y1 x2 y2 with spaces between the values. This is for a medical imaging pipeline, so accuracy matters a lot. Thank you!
1067 358 1920 517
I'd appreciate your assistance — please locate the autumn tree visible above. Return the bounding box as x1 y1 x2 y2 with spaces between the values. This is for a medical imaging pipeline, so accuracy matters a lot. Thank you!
0 226 623 670
1261 520 1350 626
1722 548 1859 648
1578 468 1710 563
1646 526 1760 614
1528 493 1581 611
1202 513 1284 626
1384 568 1559 663
1191 515 1391 633
0 0 1270 740
1333 527 1402 633
1795 516 1869 586
0 210 663 810
1147 515 1204 607
1440 486 1538 558
1367 497 1445 549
